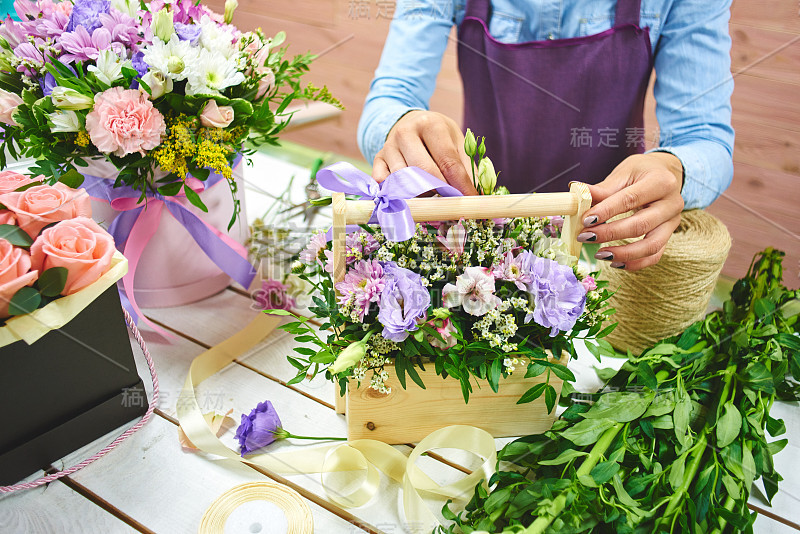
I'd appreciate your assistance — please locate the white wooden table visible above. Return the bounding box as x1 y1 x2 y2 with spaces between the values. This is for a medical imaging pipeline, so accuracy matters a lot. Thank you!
2 152 799 533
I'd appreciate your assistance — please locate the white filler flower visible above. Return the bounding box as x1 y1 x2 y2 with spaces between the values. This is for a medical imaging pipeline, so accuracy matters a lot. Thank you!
185 48 245 96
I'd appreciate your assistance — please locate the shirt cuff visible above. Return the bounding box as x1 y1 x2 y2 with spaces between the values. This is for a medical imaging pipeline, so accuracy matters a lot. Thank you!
645 145 726 210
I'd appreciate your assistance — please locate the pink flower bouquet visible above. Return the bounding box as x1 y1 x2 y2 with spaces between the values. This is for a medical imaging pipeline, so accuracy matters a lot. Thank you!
0 0 340 221
0 171 119 321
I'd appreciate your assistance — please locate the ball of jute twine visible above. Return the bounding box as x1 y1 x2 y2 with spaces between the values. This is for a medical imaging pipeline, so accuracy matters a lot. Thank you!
597 209 731 355
198 482 313 534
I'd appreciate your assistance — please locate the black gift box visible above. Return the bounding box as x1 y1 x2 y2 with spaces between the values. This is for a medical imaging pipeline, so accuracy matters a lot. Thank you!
0 286 146 486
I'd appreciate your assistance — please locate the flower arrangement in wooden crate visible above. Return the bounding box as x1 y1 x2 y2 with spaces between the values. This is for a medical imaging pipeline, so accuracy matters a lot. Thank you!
271 137 615 412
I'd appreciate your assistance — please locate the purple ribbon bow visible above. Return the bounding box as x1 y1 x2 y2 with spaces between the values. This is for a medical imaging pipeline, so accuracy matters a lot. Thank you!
316 162 463 242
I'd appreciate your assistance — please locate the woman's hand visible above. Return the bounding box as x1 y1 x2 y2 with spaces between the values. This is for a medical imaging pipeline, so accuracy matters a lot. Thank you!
580 152 685 271
372 110 478 195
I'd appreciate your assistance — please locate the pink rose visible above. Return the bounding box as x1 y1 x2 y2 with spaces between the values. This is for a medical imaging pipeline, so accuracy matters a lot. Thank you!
199 100 234 128
85 86 166 156
0 210 16 226
255 67 275 99
581 276 597 292
0 239 39 318
0 170 35 194
252 279 294 311
30 217 116 296
0 182 92 238
0 89 23 126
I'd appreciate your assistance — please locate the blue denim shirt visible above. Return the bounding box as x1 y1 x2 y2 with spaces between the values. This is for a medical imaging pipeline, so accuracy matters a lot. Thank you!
358 0 734 209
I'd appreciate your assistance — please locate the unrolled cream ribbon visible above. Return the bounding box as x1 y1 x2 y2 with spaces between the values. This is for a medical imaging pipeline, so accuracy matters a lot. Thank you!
178 313 497 533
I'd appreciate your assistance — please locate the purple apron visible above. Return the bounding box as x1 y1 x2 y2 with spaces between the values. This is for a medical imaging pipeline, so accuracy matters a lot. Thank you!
458 0 653 193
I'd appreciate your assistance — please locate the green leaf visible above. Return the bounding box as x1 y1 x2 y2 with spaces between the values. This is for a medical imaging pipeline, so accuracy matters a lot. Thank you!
767 438 788 456
742 362 775 394
673 386 691 446
157 182 183 196
636 361 658 390
538 449 589 466
405 361 426 390
590 460 620 485
611 473 641 508
37 267 68 297
263 309 296 316
560 417 617 446
58 168 84 189
183 183 208 212
517 382 547 404
8 287 42 315
287 357 306 371
394 354 407 389
544 384 557 413
742 443 756 489
0 224 33 247
643 392 675 417
766 415 786 437
547 363 575 382
488 357 501 393
309 350 335 364
716 401 742 448
720 472 741 498
582 390 655 423
776 332 800 352
525 361 546 378
669 452 687 490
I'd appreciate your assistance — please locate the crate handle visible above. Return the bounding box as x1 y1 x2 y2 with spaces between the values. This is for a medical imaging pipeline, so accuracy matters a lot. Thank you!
331 182 593 285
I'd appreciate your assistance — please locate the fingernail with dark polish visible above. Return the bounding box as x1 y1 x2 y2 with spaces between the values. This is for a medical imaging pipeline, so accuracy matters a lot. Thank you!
611 262 626 269
583 215 599 227
577 232 597 243
595 251 613 261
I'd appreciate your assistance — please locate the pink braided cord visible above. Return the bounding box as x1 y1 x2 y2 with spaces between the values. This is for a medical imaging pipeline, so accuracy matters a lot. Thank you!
0 309 159 493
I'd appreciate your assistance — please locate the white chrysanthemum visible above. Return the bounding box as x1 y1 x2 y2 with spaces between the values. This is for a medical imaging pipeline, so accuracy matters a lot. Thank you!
142 36 197 82
185 48 245 95
199 15 237 58
87 49 129 85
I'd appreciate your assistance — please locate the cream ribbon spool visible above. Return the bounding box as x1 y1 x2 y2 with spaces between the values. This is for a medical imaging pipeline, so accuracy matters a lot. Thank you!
199 482 313 534
178 313 497 534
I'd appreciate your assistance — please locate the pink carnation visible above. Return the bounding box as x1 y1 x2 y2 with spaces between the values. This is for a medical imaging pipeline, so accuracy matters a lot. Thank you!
85 87 166 157
581 276 597 292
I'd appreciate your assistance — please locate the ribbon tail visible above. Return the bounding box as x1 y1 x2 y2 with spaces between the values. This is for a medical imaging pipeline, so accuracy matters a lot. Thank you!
121 203 174 338
164 201 255 290
376 199 417 242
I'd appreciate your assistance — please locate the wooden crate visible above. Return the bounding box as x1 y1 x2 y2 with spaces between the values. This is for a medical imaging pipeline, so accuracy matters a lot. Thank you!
330 183 592 442
337 353 568 444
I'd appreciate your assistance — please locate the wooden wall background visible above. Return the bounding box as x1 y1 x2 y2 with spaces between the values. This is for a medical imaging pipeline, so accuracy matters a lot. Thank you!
208 0 800 287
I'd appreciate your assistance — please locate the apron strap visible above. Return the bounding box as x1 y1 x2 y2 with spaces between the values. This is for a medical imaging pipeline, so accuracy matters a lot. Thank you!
615 0 642 27
464 0 491 21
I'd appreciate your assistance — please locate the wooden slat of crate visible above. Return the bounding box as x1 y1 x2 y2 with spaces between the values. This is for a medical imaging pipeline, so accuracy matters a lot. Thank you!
346 359 565 444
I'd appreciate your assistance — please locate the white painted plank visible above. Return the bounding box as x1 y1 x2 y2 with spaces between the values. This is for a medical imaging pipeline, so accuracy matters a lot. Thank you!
0 479 136 534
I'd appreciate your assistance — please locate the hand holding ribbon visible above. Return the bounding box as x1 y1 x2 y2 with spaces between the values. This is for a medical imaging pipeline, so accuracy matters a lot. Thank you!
316 162 463 242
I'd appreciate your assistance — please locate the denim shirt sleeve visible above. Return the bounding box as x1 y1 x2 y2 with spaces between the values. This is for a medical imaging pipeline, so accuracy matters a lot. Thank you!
646 0 735 209
357 1 457 164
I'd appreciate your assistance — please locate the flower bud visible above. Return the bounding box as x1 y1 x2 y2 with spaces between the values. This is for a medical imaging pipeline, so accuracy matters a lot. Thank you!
50 86 93 110
477 156 497 194
141 70 173 99
463 128 477 157
47 110 81 132
477 137 486 159
152 8 174 42
329 333 372 374
167 56 185 75
224 0 238 24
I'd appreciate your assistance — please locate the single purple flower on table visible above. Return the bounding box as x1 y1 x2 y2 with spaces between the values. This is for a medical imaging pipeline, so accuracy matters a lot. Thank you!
174 22 201 44
524 256 586 336
378 261 430 342
66 0 110 33
235 400 283 455
335 259 384 321
235 400 346 456
253 278 294 311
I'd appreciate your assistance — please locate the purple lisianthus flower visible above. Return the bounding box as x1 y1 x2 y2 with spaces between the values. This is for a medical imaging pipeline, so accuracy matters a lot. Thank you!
131 51 148 77
235 400 283 456
174 22 202 44
525 256 586 336
378 262 430 342
66 0 110 33
39 72 57 96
